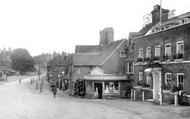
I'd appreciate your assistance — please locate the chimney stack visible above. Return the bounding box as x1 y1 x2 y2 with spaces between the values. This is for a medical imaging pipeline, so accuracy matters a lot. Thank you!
151 4 169 25
99 27 114 47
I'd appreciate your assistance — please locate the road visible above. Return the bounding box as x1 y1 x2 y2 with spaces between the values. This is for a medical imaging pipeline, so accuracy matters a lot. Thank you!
0 76 189 119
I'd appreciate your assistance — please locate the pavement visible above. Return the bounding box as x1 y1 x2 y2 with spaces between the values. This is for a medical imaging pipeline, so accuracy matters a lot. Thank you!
0 76 190 119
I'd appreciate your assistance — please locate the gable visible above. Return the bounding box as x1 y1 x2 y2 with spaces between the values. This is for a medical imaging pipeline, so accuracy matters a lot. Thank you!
90 66 104 75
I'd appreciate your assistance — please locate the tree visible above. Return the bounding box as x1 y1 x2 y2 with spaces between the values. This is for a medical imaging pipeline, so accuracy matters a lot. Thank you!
10 48 34 74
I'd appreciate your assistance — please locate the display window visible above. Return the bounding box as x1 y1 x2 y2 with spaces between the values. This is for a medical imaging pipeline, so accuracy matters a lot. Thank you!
104 81 119 94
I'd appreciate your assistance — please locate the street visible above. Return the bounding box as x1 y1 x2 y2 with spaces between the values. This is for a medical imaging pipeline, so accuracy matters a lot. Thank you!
0 76 190 119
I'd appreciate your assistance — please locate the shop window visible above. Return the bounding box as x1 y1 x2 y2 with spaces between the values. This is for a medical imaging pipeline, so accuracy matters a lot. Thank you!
104 82 119 94
177 73 184 90
165 73 172 90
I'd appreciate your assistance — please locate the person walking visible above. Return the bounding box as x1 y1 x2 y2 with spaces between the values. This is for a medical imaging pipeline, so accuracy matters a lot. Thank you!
52 85 57 98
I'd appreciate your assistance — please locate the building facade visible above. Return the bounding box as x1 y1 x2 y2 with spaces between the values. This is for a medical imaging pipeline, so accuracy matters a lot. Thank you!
132 5 190 105
72 27 133 99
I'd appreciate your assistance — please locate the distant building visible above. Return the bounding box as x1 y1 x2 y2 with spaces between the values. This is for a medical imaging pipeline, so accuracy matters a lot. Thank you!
71 27 132 99
132 4 190 105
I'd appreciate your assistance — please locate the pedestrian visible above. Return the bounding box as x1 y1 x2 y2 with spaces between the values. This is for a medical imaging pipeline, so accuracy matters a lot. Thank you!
52 85 57 98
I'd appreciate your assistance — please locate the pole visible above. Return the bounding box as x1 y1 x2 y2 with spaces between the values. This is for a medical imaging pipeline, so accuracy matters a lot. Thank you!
5 50 7 83
160 0 162 25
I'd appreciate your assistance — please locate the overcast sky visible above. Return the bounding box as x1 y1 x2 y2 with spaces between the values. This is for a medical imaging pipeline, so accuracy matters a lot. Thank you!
0 0 190 56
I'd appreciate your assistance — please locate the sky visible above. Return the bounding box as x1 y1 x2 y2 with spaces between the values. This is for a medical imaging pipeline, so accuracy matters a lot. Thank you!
0 0 190 56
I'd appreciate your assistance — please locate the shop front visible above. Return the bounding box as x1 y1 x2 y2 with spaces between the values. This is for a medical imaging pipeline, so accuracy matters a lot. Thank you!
83 75 129 99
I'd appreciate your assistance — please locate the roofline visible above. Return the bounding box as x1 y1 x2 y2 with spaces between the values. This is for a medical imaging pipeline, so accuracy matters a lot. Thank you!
134 22 190 41
73 64 100 67
100 39 127 66
75 53 99 55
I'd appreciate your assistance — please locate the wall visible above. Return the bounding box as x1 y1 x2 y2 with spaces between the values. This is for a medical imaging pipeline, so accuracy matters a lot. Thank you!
134 23 190 94
102 40 127 74
72 66 91 82
134 24 190 61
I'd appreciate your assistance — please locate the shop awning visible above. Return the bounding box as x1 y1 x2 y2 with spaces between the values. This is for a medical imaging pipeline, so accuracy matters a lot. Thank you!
83 74 129 81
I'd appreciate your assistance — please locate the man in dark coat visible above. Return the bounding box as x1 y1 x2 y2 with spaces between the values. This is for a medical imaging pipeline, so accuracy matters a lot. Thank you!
51 85 57 98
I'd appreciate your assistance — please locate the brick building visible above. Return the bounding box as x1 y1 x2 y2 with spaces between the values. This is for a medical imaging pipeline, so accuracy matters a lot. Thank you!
132 5 190 104
71 27 133 99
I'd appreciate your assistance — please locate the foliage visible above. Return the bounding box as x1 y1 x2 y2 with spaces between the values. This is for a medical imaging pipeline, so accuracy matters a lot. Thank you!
47 52 70 74
10 48 34 74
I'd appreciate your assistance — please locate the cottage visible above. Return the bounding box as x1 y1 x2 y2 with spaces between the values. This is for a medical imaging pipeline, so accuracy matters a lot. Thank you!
72 27 132 99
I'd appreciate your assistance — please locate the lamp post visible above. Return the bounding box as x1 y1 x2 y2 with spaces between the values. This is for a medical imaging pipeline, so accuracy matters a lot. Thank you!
61 71 65 90
5 50 7 83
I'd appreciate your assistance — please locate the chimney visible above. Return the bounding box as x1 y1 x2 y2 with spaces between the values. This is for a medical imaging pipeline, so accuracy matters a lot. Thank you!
99 27 114 47
151 4 169 25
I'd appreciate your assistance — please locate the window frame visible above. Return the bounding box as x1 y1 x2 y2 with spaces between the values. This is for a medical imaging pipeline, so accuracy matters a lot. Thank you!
126 62 134 74
120 50 127 57
139 48 143 58
177 73 184 90
146 47 151 58
146 74 151 85
139 72 143 82
155 45 161 57
165 43 171 56
165 73 172 90
104 81 120 95
176 41 184 54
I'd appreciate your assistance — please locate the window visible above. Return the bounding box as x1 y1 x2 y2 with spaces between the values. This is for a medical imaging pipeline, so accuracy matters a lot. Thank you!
146 74 151 86
177 73 184 90
139 72 143 82
146 47 151 58
155 45 160 57
165 73 172 90
139 49 143 58
176 41 184 54
120 50 127 57
126 62 134 74
104 82 119 94
165 43 171 56
181 18 190 24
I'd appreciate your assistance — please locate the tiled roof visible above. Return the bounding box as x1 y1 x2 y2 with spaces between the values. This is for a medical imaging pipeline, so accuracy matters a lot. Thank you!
73 39 126 66
134 12 190 38
75 45 100 53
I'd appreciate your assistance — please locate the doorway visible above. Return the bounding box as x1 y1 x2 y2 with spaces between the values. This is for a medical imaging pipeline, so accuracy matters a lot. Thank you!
152 69 162 103
94 83 102 99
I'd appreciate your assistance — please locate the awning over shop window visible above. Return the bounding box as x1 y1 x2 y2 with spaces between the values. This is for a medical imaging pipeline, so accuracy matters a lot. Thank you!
83 74 128 81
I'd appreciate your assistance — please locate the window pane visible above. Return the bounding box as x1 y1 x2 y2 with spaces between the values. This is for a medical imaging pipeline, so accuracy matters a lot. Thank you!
139 49 143 58
104 82 119 94
139 72 143 81
155 46 160 56
165 44 171 56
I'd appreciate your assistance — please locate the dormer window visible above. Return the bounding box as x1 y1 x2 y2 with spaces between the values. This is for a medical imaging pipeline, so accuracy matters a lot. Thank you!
181 18 190 24
120 50 127 57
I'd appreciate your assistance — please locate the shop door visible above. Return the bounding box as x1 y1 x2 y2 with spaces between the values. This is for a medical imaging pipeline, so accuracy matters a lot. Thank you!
94 83 102 99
